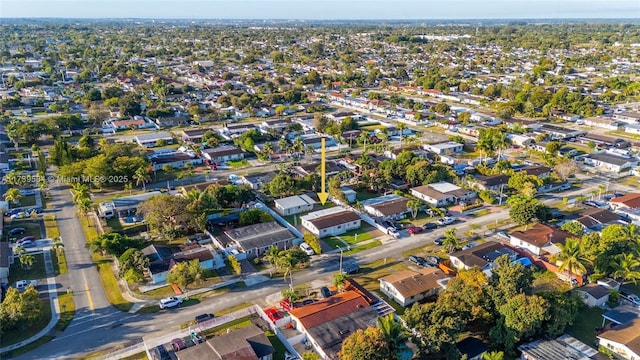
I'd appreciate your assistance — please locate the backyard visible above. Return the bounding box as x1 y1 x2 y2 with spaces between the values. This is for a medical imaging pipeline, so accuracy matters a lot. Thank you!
566 305 604 346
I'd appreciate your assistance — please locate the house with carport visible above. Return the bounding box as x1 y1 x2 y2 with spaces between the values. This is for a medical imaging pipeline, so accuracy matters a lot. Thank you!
300 207 361 238
360 194 410 221
597 317 640 360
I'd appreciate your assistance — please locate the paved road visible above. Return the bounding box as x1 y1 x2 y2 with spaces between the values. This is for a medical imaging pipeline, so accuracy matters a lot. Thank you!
16 167 634 359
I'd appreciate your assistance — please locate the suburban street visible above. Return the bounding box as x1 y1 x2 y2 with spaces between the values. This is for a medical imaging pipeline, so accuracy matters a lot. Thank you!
13 160 635 359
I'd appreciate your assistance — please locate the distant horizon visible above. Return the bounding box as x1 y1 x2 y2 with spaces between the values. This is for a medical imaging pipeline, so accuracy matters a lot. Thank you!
1 0 639 20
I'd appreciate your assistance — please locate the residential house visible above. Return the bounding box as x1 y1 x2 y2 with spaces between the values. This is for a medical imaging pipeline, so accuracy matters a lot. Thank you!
575 283 611 307
610 193 640 211
509 223 574 256
300 207 361 238
135 131 174 148
111 191 163 218
220 123 257 137
260 119 290 134
470 174 510 192
449 242 517 271
584 152 637 172
341 187 358 203
201 145 245 163
507 133 535 147
149 152 202 171
176 324 275 360
109 118 148 130
360 194 410 221
224 221 298 259
154 116 189 128
584 117 620 130
613 111 640 124
240 172 277 190
423 141 464 155
274 195 315 216
519 335 602 360
142 243 220 284
288 279 380 360
538 124 585 139
410 182 477 207
597 317 640 360
573 208 623 232
521 165 552 179
181 128 213 144
0 242 11 284
379 268 449 307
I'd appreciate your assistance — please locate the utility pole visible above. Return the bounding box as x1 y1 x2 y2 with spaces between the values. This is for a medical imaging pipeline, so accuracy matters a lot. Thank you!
337 245 343 273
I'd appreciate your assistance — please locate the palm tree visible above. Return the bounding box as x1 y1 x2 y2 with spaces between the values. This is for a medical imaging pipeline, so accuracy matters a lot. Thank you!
278 138 289 155
52 237 64 257
494 132 511 159
333 272 348 293
482 351 505 360
612 253 640 285
261 142 273 160
19 253 35 270
442 228 460 253
552 238 589 286
71 183 90 204
263 246 281 276
133 166 151 191
397 123 407 148
76 197 92 217
292 136 305 156
4 188 22 206
377 314 406 360
407 199 422 219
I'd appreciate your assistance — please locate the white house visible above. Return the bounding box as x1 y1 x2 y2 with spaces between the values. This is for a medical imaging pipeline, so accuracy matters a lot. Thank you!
135 131 174 148
575 283 611 307
584 152 637 172
423 141 464 155
509 223 573 256
149 152 203 171
201 145 245 163
273 194 315 216
300 207 361 238
410 182 476 207
597 317 640 360
361 194 410 221
379 268 449 307
584 117 620 130
507 133 535 147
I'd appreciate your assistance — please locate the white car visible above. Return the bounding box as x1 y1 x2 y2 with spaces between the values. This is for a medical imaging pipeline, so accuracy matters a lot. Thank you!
16 280 38 291
159 296 183 309
10 212 27 220
387 227 400 238
299 242 314 256
625 294 640 306
436 217 456 226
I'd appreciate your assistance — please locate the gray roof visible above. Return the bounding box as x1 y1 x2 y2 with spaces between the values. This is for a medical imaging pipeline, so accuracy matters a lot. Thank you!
306 306 379 360
518 339 591 360
135 131 173 142
576 284 610 300
225 221 297 250
603 305 640 325
112 191 163 209
0 242 11 268
588 152 633 166
176 324 273 360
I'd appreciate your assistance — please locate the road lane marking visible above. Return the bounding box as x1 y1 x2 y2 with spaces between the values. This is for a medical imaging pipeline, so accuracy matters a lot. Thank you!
85 281 95 311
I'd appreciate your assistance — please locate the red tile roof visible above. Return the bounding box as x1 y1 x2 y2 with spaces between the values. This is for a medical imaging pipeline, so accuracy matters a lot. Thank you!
610 193 640 209
288 290 370 329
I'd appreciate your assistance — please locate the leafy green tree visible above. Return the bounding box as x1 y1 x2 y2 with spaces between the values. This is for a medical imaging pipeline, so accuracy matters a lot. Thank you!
133 166 150 191
508 172 542 198
19 253 35 270
227 254 242 275
89 233 142 257
403 302 463 357
137 194 195 238
3 188 22 206
303 232 322 254
339 327 392 360
377 314 406 360
119 94 141 117
539 291 579 337
478 190 496 204
268 172 295 197
493 294 549 352
0 285 41 333
612 253 640 284
551 238 589 285
507 195 540 227
118 249 150 282
333 272 348 293
560 221 585 237
488 255 533 308
545 141 562 155
301 352 320 360
239 208 273 226
166 259 204 291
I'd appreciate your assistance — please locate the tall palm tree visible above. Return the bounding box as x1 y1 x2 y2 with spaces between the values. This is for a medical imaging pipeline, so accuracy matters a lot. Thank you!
377 314 406 360
397 123 407 148
71 183 90 204
407 199 422 219
494 132 511 159
263 246 281 275
552 238 589 286
613 253 640 285
291 137 305 155
52 237 64 257
4 188 22 206
442 228 460 253
133 166 151 191
278 138 289 155
333 272 348 293
76 197 92 217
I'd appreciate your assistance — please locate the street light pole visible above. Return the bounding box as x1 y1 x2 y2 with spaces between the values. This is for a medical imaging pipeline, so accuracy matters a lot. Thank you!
337 245 343 273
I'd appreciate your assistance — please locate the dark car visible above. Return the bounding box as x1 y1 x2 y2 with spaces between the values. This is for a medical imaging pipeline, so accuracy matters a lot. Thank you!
423 223 437 230
171 338 187 352
26 207 43 214
5 209 22 216
342 263 360 275
155 345 171 360
408 255 428 267
407 226 423 235
434 236 445 245
320 286 332 298
302 299 317 306
8 227 26 236
195 313 214 323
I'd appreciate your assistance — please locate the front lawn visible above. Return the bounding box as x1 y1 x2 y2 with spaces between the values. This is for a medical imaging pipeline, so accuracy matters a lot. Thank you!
351 258 408 293
344 240 382 255
566 305 604 346
532 271 571 293
18 195 37 207
0 298 51 348
5 222 42 242
267 330 289 360
340 227 375 244
56 292 76 331
43 215 59 239
8 253 46 284
323 236 346 250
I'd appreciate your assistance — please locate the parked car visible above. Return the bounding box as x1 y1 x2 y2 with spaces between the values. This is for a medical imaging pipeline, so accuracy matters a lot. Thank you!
425 256 440 265
16 280 37 291
320 286 332 298
407 226 423 235
19 189 36 196
5 209 22 216
462 242 477 251
10 212 27 220
434 236 445 245
408 255 428 267
436 217 456 226
299 242 315 256
155 345 171 360
26 207 43 214
623 293 640 306
159 296 183 309
342 262 360 275
387 227 400 238
423 222 437 230
170 338 187 352
8 227 26 236
302 299 317 306
195 313 214 323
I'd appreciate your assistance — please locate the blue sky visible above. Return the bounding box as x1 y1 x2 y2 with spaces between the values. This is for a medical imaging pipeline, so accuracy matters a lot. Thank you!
1 0 638 19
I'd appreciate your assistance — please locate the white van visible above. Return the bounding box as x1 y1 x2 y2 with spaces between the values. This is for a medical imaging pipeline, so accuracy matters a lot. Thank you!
299 242 315 256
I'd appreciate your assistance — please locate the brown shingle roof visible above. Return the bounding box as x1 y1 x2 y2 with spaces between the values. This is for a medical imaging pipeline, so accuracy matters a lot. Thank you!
610 193 640 209
379 268 447 298
369 197 410 216
510 223 574 248
411 185 448 200
598 317 640 355
307 210 360 230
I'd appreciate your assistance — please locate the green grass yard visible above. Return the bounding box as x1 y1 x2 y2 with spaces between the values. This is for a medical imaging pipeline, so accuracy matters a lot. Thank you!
8 253 46 284
344 240 382 255
566 305 604 346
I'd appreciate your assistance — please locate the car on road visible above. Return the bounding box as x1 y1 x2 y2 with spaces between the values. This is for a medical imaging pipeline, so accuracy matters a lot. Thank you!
320 286 332 298
436 217 456 226
342 262 360 275
299 242 315 256
387 227 400 238
159 296 183 309
195 313 214 323
407 226 423 235
8 227 26 236
434 236 445 245
423 222 437 230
